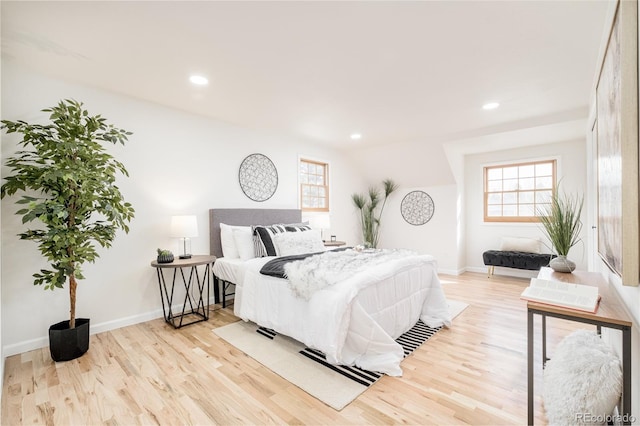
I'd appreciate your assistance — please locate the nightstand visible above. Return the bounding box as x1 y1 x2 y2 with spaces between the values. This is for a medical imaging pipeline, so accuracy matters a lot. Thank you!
150 254 215 328
324 240 346 247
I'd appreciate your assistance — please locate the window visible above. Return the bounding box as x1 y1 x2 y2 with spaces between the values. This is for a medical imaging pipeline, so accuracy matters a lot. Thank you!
484 159 556 222
299 158 329 212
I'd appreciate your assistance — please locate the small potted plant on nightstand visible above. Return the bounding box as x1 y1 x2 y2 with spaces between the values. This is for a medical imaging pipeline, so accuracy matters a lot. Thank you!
157 248 174 263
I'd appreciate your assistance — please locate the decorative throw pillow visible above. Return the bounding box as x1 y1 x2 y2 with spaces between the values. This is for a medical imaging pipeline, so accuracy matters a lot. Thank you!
233 227 256 261
283 223 312 232
220 223 246 259
253 224 288 257
500 237 541 254
543 330 622 425
273 230 325 256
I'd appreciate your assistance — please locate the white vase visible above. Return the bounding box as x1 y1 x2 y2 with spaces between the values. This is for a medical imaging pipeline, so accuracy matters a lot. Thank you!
549 255 576 273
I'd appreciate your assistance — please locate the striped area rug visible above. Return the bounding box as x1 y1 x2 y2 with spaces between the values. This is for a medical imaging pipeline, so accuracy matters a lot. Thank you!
257 320 441 387
214 300 467 410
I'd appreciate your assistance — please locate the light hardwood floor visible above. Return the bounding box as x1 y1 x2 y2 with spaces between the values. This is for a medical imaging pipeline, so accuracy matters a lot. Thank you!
2 272 589 425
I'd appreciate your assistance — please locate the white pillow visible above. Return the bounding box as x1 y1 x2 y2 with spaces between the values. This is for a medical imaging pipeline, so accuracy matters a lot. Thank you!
233 227 256 261
500 237 541 253
220 223 246 259
273 229 325 256
543 330 622 425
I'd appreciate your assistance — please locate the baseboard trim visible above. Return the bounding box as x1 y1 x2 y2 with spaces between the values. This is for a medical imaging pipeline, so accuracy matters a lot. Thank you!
2 310 163 358
3 296 219 358
465 266 489 274
438 267 466 276
466 265 538 279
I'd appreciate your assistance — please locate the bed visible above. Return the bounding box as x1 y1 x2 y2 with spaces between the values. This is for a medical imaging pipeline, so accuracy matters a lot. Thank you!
209 208 451 376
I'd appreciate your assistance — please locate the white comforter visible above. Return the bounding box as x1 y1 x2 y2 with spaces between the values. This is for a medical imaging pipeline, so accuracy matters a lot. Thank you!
234 252 451 376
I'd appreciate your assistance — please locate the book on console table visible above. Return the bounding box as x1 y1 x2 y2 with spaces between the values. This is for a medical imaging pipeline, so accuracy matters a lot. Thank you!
521 278 601 313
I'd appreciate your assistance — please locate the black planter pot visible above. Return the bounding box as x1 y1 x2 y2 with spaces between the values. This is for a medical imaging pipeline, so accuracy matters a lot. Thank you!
48 318 90 362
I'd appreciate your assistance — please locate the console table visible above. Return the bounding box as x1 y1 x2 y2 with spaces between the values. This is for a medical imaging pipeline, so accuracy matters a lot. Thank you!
527 267 632 425
150 255 216 328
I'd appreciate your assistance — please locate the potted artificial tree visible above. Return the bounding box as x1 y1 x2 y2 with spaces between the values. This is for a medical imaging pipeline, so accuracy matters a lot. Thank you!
352 179 398 248
1 99 135 361
538 186 583 273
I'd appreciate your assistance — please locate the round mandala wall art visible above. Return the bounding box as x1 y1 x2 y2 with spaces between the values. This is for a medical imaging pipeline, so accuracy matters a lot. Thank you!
401 191 435 226
238 153 278 202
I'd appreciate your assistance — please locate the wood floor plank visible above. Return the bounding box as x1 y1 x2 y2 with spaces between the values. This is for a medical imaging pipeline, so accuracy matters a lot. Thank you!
2 272 590 425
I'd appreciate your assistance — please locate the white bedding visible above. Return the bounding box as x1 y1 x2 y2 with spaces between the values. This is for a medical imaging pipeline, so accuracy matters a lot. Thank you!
234 252 450 376
212 257 246 284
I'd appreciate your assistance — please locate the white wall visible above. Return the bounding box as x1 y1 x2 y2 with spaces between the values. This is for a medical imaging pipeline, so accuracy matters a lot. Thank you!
593 189 640 423
346 138 456 189
0 11 4 405
587 2 640 417
464 139 588 277
0 60 364 356
344 134 460 273
378 184 461 274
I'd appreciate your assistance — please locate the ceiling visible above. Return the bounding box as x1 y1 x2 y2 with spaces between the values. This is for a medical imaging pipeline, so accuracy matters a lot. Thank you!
1 1 610 151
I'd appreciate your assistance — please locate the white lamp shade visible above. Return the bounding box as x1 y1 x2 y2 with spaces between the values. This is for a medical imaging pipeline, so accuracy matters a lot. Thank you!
170 215 198 238
309 214 331 230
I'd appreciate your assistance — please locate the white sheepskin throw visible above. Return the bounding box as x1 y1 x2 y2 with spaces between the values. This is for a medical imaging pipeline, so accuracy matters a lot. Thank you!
283 248 417 300
543 329 622 425
272 230 325 256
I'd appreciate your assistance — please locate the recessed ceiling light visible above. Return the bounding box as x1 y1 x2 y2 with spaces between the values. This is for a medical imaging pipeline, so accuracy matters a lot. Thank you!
482 102 500 110
350 133 362 140
189 75 209 85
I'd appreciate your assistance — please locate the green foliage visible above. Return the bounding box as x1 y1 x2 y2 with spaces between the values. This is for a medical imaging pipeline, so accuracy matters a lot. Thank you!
351 179 398 248
157 248 172 256
538 186 583 256
1 99 135 326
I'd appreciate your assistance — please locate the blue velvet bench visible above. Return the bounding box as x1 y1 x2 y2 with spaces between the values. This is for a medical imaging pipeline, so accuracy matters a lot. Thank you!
482 250 556 277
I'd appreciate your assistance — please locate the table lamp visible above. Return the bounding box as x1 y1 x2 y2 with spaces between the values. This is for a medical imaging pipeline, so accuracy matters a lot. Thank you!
171 215 198 259
309 214 331 241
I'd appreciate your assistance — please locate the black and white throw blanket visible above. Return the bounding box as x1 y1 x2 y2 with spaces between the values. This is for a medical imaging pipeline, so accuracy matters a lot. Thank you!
261 248 418 300
259 250 330 279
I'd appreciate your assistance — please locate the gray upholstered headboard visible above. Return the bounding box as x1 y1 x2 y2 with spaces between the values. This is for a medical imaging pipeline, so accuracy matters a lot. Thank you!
209 208 302 257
